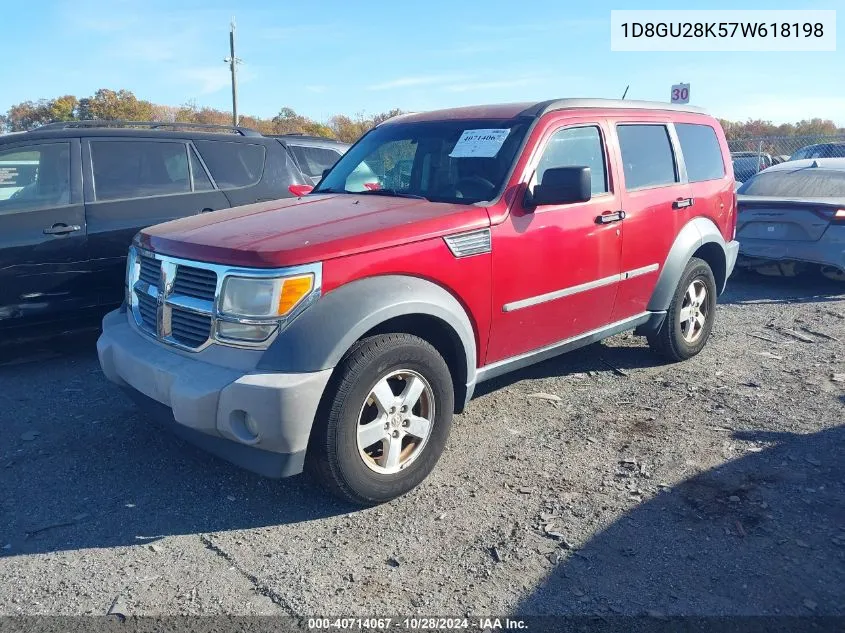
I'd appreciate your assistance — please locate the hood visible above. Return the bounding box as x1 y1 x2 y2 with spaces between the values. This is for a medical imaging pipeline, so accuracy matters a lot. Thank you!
138 194 491 268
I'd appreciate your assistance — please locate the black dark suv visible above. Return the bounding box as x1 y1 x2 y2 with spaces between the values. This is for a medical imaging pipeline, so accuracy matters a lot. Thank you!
0 121 333 339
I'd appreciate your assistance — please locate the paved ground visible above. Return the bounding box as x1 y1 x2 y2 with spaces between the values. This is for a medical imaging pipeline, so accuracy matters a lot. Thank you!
0 271 843 617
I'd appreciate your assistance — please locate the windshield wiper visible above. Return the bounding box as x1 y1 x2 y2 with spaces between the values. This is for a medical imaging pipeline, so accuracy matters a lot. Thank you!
356 189 428 200
312 187 348 194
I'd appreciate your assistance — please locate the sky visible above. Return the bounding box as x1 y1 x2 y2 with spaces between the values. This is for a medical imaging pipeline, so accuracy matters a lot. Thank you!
2 0 843 125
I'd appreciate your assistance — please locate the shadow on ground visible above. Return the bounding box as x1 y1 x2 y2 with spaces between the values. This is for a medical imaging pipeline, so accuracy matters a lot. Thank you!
0 336 355 559
515 423 845 617
721 270 845 306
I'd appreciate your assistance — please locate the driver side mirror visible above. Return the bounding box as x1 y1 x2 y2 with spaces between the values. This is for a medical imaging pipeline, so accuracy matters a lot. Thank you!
526 166 592 209
322 168 331 180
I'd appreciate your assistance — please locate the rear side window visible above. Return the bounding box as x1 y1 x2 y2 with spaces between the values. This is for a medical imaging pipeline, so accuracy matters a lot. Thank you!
536 126 608 194
194 141 265 189
0 143 71 210
92 141 190 201
288 145 342 179
617 124 678 189
676 123 725 182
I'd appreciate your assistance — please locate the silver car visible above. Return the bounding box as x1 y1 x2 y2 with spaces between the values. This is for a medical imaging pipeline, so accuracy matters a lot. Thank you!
736 158 845 281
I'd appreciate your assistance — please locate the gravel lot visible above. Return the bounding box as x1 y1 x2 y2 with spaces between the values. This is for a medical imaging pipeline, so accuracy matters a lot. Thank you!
1 271 843 618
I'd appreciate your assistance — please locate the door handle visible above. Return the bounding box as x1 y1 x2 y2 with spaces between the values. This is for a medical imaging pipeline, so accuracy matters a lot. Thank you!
596 210 626 224
673 197 694 209
43 224 81 235
200 208 214 213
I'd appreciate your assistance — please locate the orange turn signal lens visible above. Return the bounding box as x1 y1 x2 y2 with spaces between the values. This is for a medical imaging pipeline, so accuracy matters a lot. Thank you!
277 274 314 315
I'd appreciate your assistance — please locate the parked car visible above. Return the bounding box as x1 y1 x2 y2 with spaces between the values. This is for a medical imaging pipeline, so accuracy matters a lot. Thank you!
732 152 773 182
272 134 349 184
0 120 313 339
736 158 845 281
97 98 739 504
788 142 845 161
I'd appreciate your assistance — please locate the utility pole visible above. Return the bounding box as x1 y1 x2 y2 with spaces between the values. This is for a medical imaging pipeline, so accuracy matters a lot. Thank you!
224 18 242 127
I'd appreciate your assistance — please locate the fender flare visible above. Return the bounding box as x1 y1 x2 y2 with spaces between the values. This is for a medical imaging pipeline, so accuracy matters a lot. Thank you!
647 217 729 312
257 274 478 389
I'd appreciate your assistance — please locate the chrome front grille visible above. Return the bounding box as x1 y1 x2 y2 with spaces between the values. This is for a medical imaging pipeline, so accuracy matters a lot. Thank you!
126 246 322 352
138 255 161 287
171 309 213 347
136 291 158 332
129 249 218 351
173 265 217 301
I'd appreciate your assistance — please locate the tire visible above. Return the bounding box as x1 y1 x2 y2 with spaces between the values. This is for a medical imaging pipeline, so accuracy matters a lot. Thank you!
306 333 454 505
647 257 718 362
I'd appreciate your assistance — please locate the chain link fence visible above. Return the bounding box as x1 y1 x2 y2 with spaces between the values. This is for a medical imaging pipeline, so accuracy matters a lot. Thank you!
727 134 845 182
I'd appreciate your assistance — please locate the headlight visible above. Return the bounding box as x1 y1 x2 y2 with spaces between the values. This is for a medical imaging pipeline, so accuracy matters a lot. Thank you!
220 274 314 318
216 272 317 344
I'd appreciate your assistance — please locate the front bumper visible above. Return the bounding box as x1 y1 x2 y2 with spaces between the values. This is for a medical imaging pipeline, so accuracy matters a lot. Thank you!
97 310 332 478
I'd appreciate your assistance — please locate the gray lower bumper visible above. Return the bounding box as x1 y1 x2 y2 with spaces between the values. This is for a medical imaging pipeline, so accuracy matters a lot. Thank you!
97 310 332 478
725 240 741 284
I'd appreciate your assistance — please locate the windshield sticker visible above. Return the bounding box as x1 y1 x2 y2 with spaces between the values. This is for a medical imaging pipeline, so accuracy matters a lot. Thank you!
449 129 511 158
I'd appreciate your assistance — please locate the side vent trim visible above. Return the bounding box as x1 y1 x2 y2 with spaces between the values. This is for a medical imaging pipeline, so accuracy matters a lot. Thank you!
444 228 492 258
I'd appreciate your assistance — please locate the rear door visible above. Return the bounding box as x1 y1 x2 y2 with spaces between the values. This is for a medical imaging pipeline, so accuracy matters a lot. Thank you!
0 139 92 330
674 120 733 239
609 121 694 322
84 138 230 307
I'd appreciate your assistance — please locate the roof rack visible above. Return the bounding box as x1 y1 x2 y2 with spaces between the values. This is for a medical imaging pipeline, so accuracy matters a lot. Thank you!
34 120 263 137
528 98 707 117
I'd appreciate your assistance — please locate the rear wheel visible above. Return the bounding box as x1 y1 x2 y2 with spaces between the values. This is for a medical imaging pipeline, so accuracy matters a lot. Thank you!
648 257 717 362
307 333 454 505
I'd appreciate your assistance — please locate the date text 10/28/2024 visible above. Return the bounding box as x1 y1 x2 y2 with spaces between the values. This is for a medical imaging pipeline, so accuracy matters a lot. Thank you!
307 618 528 631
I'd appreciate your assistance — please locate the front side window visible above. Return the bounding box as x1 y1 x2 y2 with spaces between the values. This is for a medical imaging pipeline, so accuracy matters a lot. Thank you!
0 143 71 210
535 126 608 194
315 118 532 204
617 124 679 189
92 141 190 201
676 123 725 182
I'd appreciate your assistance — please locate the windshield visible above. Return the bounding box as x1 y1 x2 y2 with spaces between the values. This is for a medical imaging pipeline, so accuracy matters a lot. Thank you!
315 118 532 204
737 168 845 197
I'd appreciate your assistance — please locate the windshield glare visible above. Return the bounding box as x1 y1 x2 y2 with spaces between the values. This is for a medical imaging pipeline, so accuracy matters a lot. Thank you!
738 169 845 197
315 118 531 204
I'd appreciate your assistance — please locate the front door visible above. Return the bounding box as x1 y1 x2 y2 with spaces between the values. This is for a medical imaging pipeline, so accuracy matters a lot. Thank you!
0 139 91 331
83 138 230 307
487 121 623 363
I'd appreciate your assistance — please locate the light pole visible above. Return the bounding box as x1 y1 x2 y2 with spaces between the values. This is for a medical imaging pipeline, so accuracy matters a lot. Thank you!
224 18 243 127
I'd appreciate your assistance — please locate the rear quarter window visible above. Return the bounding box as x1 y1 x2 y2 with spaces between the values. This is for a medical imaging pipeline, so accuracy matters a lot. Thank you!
288 145 343 179
675 123 725 182
194 141 266 189
738 169 845 197
616 124 678 189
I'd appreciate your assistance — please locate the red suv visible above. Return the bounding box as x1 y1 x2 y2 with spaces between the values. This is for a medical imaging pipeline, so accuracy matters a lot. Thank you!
97 99 739 504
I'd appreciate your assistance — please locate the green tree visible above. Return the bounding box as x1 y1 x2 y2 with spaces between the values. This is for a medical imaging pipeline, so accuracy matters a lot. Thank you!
77 89 155 121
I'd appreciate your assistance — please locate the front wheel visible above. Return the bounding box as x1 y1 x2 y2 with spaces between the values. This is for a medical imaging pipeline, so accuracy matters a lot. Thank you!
648 257 718 362
307 333 454 505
